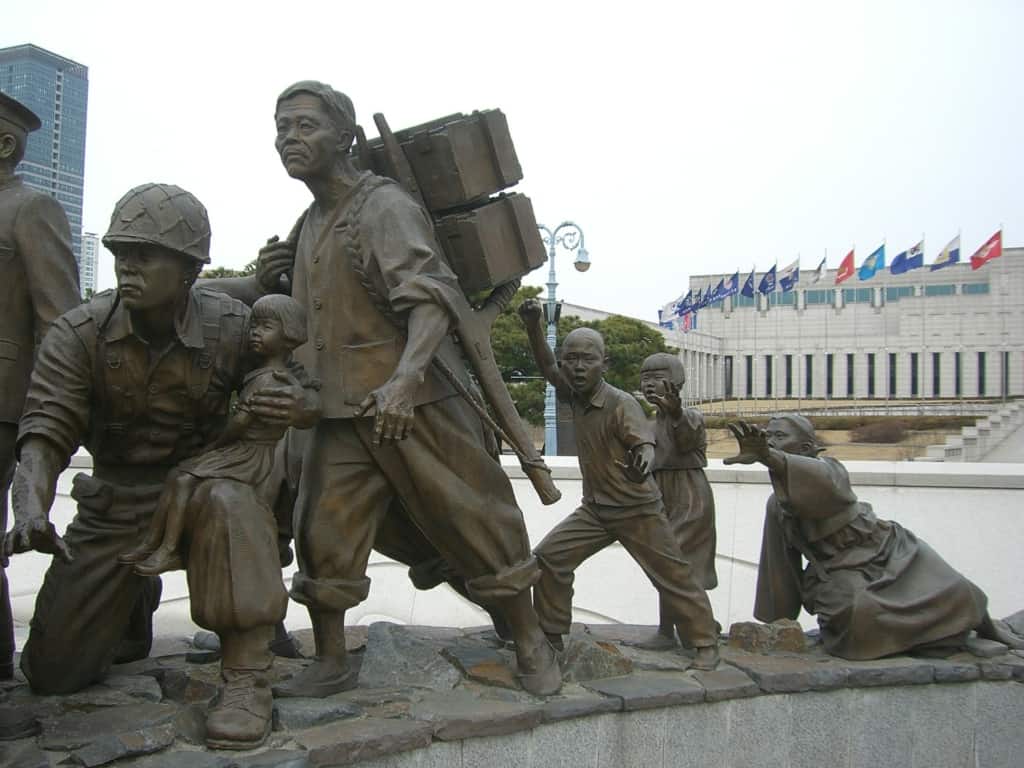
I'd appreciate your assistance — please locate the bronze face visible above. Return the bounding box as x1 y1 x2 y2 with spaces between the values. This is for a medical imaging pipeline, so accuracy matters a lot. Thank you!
274 94 346 182
765 417 811 456
113 244 192 311
560 331 607 399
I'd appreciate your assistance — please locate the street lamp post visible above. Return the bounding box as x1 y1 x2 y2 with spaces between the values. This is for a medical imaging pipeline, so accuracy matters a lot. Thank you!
536 221 590 456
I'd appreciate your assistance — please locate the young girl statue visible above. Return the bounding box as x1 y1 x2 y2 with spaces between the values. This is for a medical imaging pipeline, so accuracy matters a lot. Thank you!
119 294 309 576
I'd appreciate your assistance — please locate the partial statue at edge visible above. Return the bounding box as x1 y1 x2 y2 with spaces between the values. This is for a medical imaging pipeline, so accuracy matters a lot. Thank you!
727 415 1024 660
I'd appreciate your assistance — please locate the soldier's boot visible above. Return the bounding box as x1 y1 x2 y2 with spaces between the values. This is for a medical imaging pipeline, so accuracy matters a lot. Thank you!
272 611 357 698
205 669 272 750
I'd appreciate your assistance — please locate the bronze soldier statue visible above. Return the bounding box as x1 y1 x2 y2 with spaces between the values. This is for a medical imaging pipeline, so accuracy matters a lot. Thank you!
259 81 561 697
0 90 80 734
4 183 318 749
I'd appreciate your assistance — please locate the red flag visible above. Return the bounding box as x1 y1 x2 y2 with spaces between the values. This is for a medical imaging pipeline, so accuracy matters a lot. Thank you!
970 230 1002 270
835 249 855 284
682 312 694 332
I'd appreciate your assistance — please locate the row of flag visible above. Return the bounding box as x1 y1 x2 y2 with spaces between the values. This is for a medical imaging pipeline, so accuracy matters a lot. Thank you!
661 230 1004 325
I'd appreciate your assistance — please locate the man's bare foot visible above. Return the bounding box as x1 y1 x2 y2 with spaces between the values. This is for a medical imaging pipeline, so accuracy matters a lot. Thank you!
690 644 720 671
134 548 183 575
631 629 679 651
272 656 358 698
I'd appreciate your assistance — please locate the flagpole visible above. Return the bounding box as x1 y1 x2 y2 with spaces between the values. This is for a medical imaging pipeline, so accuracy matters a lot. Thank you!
999 222 1006 402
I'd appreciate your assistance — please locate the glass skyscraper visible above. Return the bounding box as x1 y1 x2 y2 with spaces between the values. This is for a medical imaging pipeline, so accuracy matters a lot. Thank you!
0 44 88 265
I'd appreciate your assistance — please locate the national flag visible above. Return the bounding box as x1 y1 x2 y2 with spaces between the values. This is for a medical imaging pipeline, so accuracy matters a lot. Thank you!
711 279 725 302
858 244 885 281
890 240 924 275
930 235 960 271
692 287 703 310
723 271 740 298
970 230 1002 271
740 267 756 298
676 290 693 316
811 256 826 284
758 264 777 295
835 249 855 284
658 309 675 330
779 258 800 292
682 312 694 332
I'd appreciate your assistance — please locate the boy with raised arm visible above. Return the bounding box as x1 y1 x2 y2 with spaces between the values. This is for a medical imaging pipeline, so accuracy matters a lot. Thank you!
519 300 720 669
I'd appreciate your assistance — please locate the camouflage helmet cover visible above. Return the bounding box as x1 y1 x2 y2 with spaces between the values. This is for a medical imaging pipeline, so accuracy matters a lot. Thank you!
103 183 212 264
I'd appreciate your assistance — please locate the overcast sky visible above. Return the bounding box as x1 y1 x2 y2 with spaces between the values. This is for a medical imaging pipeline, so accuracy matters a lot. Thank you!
6 0 1022 320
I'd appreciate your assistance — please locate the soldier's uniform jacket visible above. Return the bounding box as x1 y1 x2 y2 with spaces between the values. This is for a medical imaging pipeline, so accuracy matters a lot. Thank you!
17 286 250 474
0 176 80 423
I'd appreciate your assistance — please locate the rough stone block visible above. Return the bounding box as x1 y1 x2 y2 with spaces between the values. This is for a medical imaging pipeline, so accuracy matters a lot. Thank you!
102 674 164 703
233 752 313 768
582 672 705 710
690 664 760 702
540 684 622 723
930 658 982 683
38 702 179 751
409 690 541 741
159 669 220 706
461 728 534 768
721 648 848 692
559 636 633 683
272 697 362 731
728 619 808 653
907 683 975 768
0 740 49 768
441 638 518 690
71 722 176 767
616 644 693 673
843 656 934 688
294 717 435 767
359 623 461 691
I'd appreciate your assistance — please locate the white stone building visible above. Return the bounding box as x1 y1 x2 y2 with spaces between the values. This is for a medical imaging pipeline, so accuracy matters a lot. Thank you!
569 247 1023 404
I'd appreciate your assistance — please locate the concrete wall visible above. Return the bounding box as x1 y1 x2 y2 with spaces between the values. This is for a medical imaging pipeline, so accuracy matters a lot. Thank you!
345 681 1024 768
8 455 1022 642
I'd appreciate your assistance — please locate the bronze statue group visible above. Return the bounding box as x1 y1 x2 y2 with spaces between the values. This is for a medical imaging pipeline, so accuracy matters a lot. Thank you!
1 83 1019 752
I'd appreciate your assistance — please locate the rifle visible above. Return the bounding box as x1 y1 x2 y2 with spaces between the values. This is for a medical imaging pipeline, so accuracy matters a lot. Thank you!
370 112 560 505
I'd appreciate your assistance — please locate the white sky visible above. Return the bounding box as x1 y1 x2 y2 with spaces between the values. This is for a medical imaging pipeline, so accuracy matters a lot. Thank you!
6 0 1022 320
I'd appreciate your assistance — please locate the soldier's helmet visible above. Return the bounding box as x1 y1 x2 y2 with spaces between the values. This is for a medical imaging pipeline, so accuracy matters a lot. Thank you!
102 183 212 264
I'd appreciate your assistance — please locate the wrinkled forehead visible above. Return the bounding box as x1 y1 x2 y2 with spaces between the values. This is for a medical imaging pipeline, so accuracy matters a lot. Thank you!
275 93 332 120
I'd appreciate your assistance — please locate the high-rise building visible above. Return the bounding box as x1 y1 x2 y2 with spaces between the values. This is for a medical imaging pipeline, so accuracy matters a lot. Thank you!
0 44 88 264
79 231 99 297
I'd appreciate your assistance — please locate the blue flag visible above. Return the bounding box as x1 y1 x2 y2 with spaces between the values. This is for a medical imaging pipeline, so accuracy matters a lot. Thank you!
711 279 725 302
930 235 960 271
723 271 740 298
741 267 756 298
858 244 885 280
676 290 693 316
779 258 800 293
758 264 777 295
890 240 924 275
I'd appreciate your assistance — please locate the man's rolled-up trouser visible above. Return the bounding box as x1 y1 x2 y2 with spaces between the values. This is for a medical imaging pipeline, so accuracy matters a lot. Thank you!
1 423 16 679
22 471 288 694
290 397 540 614
21 473 164 694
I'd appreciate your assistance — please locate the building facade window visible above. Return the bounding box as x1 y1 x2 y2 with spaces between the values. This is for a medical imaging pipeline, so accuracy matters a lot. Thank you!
962 283 990 295
885 286 915 302
724 355 734 399
846 353 854 397
924 284 956 297
768 292 795 306
1002 351 1009 398
805 353 813 396
765 355 773 396
889 352 897 397
805 289 835 306
955 352 962 397
826 354 834 397
932 352 941 397
745 354 753 397
910 352 919 396
978 351 986 396
867 353 876 397
842 288 872 304
734 294 755 308
785 354 793 397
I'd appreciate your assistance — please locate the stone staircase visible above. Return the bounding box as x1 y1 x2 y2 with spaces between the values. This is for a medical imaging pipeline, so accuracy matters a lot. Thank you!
916 401 1024 462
